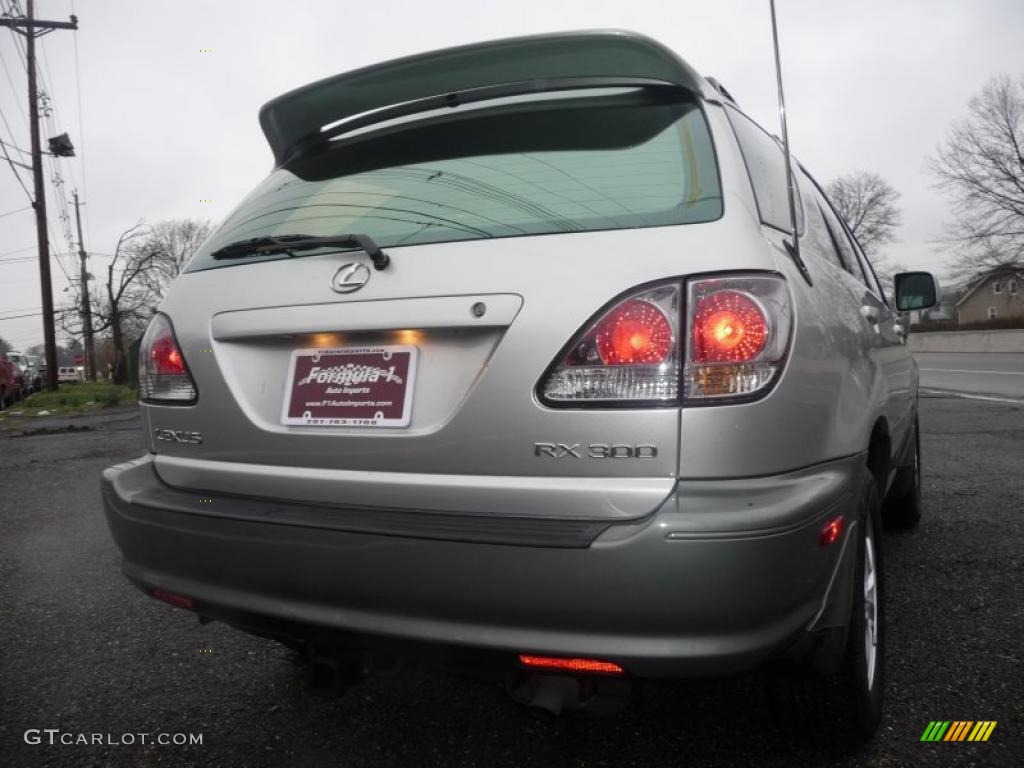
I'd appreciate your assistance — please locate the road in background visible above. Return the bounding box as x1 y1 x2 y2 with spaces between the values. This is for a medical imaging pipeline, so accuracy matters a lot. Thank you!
915 352 1024 400
1 398 1022 767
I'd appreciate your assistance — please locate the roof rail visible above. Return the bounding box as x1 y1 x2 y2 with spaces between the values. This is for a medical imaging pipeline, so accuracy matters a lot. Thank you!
259 30 714 166
705 77 739 106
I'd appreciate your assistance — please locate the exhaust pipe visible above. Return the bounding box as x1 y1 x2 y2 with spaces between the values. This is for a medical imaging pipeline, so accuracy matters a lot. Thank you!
525 675 581 717
307 645 366 696
510 674 634 716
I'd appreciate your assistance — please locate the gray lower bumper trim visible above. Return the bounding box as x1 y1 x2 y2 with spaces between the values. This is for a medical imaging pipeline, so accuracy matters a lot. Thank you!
106 456 610 548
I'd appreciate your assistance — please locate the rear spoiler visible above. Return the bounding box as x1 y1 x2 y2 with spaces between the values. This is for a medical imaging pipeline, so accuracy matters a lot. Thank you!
258 29 716 166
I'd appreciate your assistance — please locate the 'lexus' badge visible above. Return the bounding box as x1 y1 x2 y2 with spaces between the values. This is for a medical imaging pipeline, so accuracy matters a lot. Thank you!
331 262 370 293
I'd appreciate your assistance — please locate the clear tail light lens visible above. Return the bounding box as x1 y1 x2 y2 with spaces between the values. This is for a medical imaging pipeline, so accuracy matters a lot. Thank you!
139 313 197 403
540 284 680 404
684 275 791 401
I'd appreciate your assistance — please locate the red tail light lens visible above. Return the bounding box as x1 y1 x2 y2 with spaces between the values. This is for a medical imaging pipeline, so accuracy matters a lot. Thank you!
518 654 625 675
684 276 792 402
151 333 188 375
596 299 673 365
139 313 197 403
539 284 680 404
692 290 768 363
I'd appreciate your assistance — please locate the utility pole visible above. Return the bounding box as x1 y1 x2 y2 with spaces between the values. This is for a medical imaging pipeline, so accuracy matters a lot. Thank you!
72 190 96 381
0 1 78 391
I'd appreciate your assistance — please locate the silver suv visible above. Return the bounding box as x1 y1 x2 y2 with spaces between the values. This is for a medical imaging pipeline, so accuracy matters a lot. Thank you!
102 31 937 746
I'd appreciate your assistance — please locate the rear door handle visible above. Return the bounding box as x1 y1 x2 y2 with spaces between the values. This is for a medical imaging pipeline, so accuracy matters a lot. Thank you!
860 305 880 325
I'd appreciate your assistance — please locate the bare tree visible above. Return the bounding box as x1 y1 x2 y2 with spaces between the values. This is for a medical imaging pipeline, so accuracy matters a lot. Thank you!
138 219 213 299
61 222 160 383
930 75 1024 278
103 223 162 383
0 336 11 355
827 172 903 257
59 218 210 382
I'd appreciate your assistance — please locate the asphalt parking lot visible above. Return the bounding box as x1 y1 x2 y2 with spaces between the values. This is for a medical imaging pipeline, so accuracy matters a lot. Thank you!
1 395 1021 767
916 352 1024 401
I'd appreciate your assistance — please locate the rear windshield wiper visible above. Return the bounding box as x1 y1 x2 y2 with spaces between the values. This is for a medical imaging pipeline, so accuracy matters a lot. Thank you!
210 233 390 270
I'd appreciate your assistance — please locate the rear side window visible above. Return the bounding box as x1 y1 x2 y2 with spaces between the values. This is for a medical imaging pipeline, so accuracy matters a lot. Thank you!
797 173 847 272
846 232 888 303
808 180 888 302
725 106 803 234
816 194 860 276
187 90 723 272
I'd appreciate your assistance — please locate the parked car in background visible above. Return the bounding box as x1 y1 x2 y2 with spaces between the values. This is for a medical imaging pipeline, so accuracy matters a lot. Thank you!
0 351 22 408
6 351 37 394
24 356 42 392
58 366 83 384
103 31 938 749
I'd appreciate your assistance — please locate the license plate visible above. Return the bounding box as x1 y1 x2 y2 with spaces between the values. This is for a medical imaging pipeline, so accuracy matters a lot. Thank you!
281 345 418 427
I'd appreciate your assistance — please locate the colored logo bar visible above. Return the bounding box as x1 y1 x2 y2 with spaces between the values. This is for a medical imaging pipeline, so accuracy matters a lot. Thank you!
920 721 997 742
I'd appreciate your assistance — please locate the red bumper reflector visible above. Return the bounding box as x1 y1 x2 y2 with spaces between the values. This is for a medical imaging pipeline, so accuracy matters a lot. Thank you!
819 515 846 547
150 588 194 610
518 654 624 675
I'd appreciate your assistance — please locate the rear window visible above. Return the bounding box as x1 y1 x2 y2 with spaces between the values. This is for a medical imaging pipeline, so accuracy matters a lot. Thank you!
187 89 722 272
725 106 803 234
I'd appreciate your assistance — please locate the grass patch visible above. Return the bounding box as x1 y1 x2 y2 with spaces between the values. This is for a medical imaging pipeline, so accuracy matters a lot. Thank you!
13 381 138 416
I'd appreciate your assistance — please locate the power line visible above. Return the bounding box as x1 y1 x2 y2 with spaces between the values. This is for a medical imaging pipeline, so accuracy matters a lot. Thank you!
0 308 69 321
0 251 81 270
4 2 28 69
0 0 82 390
0 105 26 155
0 244 35 257
46 219 73 286
0 204 31 218
0 248 75 260
70 0 87 243
0 133 33 200
0 37 29 129
22 10 81 281
42 138 77 270
0 5 32 203
2 0 87 241
0 136 30 154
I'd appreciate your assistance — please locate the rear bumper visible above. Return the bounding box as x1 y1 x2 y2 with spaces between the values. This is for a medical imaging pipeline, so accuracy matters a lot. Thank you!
101 454 862 678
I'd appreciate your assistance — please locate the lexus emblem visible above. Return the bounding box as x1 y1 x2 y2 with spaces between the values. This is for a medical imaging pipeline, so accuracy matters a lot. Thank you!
330 262 371 293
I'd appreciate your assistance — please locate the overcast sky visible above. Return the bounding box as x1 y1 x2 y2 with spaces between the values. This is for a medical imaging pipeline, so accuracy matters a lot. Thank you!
1 0 1022 351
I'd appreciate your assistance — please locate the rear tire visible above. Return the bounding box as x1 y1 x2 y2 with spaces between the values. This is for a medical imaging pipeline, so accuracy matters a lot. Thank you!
765 466 884 751
884 414 922 529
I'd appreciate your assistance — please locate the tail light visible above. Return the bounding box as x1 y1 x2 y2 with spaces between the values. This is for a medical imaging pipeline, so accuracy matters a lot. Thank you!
139 313 197 403
684 275 791 402
538 275 790 406
539 284 680 404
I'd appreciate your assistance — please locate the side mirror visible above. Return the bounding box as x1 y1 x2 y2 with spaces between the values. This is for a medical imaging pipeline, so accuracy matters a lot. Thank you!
894 272 938 311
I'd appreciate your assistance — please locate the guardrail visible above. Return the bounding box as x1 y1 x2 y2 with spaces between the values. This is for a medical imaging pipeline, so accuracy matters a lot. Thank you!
909 329 1024 353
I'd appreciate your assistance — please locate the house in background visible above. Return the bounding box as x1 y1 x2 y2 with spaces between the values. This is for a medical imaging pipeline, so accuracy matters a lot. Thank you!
907 284 958 327
956 267 1024 324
